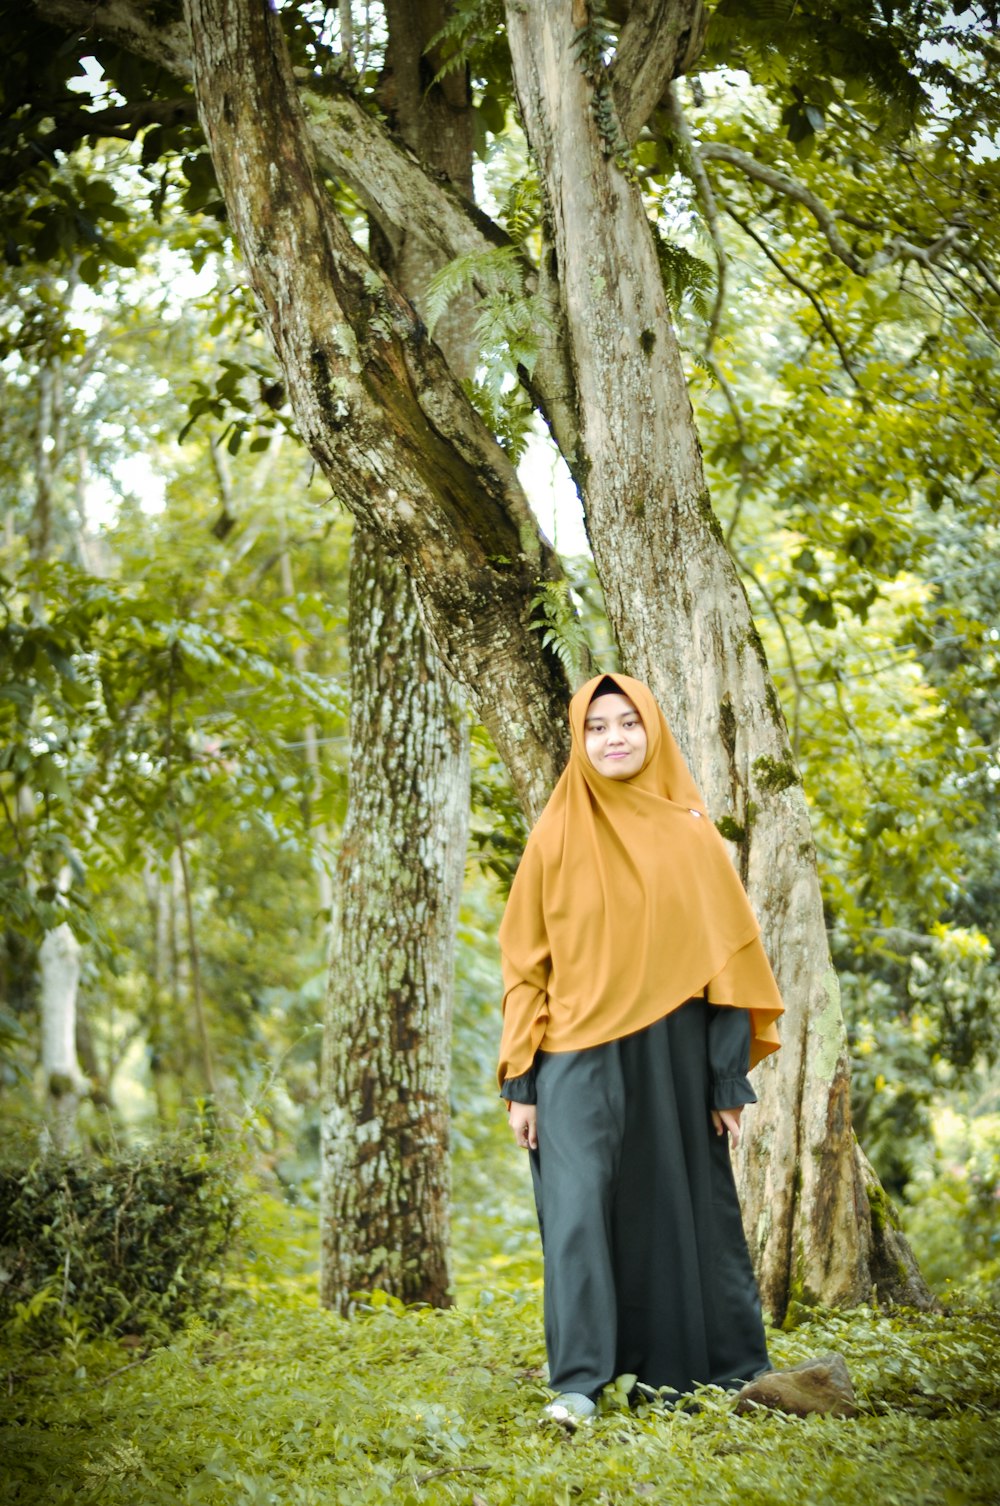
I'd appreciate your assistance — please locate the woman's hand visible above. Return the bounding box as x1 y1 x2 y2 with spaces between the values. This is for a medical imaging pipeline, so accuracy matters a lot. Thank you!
711 1106 743 1149
508 1101 538 1150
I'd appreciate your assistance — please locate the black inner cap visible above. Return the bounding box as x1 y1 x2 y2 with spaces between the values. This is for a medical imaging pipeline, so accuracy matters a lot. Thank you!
588 675 623 703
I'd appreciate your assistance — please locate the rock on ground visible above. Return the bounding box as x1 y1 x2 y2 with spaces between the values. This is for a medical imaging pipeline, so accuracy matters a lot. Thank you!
734 1352 858 1418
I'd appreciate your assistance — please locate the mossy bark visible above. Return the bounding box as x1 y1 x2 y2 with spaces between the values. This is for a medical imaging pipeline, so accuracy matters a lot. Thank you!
321 526 468 1312
320 0 474 1313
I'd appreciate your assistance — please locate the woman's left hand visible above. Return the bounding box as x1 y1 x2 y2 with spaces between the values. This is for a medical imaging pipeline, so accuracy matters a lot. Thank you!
711 1106 743 1149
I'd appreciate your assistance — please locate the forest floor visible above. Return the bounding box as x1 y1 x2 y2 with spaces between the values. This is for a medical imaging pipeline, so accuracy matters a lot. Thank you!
2 1192 999 1506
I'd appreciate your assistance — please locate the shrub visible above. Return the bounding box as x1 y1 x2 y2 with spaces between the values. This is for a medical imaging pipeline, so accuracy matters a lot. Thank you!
0 1129 242 1342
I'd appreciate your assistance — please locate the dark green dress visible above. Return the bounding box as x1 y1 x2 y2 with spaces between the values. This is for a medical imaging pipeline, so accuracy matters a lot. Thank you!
503 995 769 1401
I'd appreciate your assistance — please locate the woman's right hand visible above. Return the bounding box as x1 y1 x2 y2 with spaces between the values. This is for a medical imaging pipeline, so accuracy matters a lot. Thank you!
508 1101 538 1150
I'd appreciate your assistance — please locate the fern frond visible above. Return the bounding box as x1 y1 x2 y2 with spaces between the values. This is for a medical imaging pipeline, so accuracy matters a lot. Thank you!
651 228 716 321
529 580 590 681
425 245 553 380
424 246 519 335
499 176 542 245
426 0 504 87
463 376 534 464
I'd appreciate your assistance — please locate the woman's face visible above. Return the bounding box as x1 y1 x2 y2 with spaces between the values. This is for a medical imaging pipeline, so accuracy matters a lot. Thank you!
583 693 648 779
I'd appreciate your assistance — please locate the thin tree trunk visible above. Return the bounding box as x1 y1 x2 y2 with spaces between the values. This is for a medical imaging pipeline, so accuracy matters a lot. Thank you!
504 0 931 1313
29 361 62 563
39 918 85 1151
143 856 178 1122
25 347 86 1148
174 826 216 1097
278 537 334 921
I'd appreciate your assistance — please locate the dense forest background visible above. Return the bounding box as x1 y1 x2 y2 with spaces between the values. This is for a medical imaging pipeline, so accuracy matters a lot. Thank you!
2 1 997 1307
2 1 999 1501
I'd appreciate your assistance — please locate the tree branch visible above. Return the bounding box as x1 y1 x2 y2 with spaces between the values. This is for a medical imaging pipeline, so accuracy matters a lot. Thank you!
179 0 571 817
733 551 808 757
662 82 725 354
610 0 708 143
719 197 864 388
708 361 751 547
701 141 864 269
33 0 582 469
303 84 582 461
42 0 192 72
701 140 966 279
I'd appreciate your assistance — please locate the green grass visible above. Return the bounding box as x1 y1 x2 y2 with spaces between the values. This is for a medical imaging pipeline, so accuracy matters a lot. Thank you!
2 1194 999 1506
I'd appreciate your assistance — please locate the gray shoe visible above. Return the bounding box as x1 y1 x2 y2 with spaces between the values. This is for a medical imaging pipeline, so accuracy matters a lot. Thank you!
541 1391 597 1428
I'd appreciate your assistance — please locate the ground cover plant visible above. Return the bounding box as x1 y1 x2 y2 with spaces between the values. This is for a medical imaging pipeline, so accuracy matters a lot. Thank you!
2 1193 998 1506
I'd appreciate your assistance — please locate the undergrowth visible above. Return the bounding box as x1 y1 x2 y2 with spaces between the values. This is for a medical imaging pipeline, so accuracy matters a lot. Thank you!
0 1127 240 1342
2 1193 999 1506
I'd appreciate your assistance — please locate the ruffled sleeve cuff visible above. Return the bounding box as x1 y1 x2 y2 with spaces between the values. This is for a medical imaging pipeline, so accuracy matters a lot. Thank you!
710 1073 758 1110
500 1067 536 1106
708 1003 757 1109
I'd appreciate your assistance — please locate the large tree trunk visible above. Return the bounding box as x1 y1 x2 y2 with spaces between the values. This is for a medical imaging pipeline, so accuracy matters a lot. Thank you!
321 526 468 1310
503 0 930 1313
320 0 474 1313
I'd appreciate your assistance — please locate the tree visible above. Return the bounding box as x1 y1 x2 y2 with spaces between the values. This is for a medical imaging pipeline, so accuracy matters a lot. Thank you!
0 254 350 1140
19 0 997 1312
321 2 474 1311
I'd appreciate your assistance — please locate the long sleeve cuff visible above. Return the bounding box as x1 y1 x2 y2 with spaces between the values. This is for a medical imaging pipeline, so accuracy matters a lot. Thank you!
708 1004 757 1109
500 1067 536 1106
710 1073 757 1110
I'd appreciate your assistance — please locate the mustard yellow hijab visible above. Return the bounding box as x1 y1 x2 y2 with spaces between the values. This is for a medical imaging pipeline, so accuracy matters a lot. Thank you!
497 673 783 1088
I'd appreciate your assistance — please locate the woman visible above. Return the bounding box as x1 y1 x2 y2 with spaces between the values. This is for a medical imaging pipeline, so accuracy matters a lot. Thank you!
498 672 784 1423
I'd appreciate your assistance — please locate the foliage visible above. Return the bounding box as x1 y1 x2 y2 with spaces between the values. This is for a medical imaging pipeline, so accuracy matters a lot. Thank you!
0 0 997 1314
900 1096 1000 1308
467 726 529 893
0 1124 241 1343
1 1194 999 1506
0 202 349 1131
424 244 552 460
651 226 716 321
527 579 591 684
0 558 345 946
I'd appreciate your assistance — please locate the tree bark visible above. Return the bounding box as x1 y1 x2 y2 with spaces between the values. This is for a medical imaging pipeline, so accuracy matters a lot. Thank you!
183 0 571 820
321 525 468 1311
503 0 931 1313
320 0 473 1313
